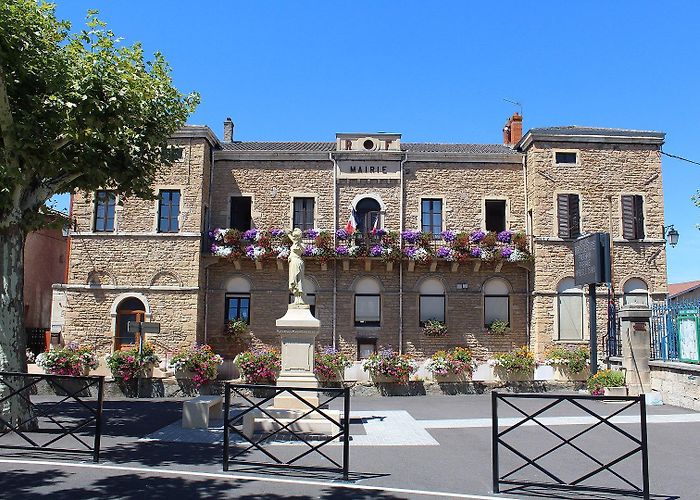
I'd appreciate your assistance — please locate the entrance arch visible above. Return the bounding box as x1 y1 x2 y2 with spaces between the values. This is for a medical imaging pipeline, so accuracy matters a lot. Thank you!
114 296 147 350
354 197 381 235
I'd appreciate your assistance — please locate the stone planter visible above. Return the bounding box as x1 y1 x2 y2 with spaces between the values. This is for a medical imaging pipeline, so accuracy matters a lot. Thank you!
552 366 588 382
603 386 628 397
494 367 534 382
432 372 471 383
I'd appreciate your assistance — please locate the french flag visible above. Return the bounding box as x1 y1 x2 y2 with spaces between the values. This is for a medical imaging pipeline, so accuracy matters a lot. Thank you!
371 215 379 235
345 209 357 234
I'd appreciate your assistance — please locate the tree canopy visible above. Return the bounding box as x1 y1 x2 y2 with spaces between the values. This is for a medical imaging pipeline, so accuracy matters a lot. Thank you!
0 0 199 231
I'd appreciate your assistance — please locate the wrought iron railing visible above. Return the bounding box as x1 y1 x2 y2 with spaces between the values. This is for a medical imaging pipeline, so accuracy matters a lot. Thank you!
492 392 649 499
649 299 700 361
223 383 350 479
0 372 104 462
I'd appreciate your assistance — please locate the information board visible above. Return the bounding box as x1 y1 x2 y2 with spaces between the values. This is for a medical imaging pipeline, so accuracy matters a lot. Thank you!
678 312 700 363
574 233 611 285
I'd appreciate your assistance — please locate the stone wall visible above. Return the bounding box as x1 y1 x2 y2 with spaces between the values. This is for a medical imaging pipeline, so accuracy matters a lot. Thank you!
650 361 700 411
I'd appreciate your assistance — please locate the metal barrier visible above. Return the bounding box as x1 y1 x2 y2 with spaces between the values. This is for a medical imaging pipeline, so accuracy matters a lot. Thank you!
492 392 649 500
0 372 104 462
223 383 350 479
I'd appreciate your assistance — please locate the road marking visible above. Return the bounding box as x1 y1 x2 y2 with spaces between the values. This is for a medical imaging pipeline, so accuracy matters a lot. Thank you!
420 413 700 429
0 458 511 499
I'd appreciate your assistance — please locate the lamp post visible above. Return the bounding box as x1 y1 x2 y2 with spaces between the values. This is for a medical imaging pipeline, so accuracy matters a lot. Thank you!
663 225 679 247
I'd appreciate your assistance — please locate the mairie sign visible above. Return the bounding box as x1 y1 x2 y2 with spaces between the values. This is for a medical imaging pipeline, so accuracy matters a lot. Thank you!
337 160 401 179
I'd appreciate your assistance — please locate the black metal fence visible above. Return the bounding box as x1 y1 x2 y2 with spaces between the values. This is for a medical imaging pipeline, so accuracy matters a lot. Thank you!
223 383 350 479
0 372 104 462
492 392 649 500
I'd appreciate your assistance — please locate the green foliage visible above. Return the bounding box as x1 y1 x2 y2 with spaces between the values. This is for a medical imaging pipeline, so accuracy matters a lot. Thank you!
234 348 281 384
493 346 535 374
422 319 448 337
488 320 508 334
362 349 416 382
314 346 352 381
0 1 199 231
106 343 161 381
226 318 248 338
543 346 590 374
587 369 626 395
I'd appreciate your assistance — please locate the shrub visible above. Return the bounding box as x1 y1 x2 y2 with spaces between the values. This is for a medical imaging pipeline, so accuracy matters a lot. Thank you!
170 344 224 387
492 346 535 375
543 346 590 374
234 348 281 384
107 343 161 381
314 346 352 381
587 369 626 395
35 342 98 376
488 320 508 334
363 349 416 383
426 347 473 377
422 319 448 337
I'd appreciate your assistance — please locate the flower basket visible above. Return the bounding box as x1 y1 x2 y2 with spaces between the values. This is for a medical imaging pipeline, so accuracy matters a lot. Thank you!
543 347 590 381
35 342 98 377
170 344 224 388
234 348 281 384
587 369 626 396
553 365 589 381
107 343 161 382
603 386 628 397
427 347 473 381
492 346 535 381
363 349 416 384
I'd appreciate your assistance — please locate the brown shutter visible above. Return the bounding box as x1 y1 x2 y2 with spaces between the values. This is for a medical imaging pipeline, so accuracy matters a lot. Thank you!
621 195 636 239
633 195 645 239
569 194 580 238
557 194 570 238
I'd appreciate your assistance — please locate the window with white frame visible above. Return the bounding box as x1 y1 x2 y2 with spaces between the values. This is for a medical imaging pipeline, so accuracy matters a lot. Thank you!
419 278 445 325
483 278 510 327
354 277 381 327
485 200 507 233
623 278 649 306
557 278 584 340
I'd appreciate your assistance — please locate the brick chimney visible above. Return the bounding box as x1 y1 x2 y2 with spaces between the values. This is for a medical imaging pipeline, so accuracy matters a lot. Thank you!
223 117 234 143
502 113 523 146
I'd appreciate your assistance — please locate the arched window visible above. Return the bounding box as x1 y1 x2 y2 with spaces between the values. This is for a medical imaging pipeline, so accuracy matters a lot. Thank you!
355 197 381 235
289 277 317 317
226 276 251 324
116 297 146 350
419 278 446 324
483 278 510 327
354 277 381 327
623 278 649 306
557 278 584 340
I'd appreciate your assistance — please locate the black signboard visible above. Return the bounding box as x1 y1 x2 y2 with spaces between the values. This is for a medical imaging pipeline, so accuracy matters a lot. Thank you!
574 233 611 285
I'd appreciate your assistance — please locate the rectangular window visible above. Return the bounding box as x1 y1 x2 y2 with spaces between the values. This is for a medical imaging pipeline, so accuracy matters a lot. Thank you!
621 195 645 240
289 293 316 317
230 196 252 231
555 151 578 164
485 200 506 233
557 193 581 239
484 296 509 327
94 190 116 232
421 199 443 236
419 295 445 324
558 294 584 340
226 294 250 324
293 197 315 231
158 190 180 233
357 339 377 360
354 294 380 327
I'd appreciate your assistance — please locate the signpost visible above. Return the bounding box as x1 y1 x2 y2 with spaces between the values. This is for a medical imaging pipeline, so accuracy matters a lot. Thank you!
126 321 160 355
574 233 611 377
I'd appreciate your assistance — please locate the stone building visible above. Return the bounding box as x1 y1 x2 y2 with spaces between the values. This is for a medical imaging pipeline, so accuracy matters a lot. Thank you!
52 114 668 362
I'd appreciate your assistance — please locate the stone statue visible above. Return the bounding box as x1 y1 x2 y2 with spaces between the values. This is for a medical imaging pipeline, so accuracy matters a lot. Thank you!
288 228 305 305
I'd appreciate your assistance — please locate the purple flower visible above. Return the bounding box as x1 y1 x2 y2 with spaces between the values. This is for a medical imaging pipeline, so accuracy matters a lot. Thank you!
210 243 219 254
436 246 452 259
401 230 421 244
324 346 339 355
470 247 482 258
403 247 417 258
369 245 383 257
374 228 387 238
270 229 286 237
497 230 513 243
243 229 258 241
440 230 456 242
303 229 319 239
336 228 349 240
245 245 255 258
335 246 349 256
303 245 314 257
500 246 513 258
470 229 486 243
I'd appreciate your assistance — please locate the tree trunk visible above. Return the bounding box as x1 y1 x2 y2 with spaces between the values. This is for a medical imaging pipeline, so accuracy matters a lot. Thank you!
0 224 34 430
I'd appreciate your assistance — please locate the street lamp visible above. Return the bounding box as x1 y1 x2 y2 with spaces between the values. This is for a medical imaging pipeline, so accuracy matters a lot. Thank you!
663 225 679 247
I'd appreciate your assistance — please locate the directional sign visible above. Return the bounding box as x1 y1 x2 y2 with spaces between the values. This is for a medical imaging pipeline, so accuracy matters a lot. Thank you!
127 321 141 334
141 322 161 335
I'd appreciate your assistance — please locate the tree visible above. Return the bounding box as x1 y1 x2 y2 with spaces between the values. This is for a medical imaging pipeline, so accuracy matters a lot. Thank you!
0 1 198 427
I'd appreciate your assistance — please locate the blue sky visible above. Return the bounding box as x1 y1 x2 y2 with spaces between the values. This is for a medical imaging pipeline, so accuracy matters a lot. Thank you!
53 1 700 283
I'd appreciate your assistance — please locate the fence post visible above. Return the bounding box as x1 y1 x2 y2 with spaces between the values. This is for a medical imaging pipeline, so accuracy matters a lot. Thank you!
343 386 350 481
491 391 499 493
223 383 230 471
639 394 650 500
93 376 104 463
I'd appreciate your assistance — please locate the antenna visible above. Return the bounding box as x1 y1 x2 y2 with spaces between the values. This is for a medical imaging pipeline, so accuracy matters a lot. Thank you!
503 98 523 116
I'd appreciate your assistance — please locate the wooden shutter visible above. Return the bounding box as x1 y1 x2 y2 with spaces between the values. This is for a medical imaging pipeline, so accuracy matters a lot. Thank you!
557 194 570 238
621 195 636 239
633 195 645 239
568 194 580 238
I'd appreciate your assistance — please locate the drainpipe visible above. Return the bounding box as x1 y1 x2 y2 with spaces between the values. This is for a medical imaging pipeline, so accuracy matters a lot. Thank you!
521 152 531 348
330 151 338 349
398 151 408 354
204 143 215 345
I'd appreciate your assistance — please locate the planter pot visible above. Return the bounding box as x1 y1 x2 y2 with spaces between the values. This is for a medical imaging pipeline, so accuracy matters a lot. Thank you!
370 374 407 384
603 386 628 397
553 366 588 382
49 376 92 397
27 363 44 374
139 364 154 379
494 367 534 382
433 372 470 383
175 368 196 380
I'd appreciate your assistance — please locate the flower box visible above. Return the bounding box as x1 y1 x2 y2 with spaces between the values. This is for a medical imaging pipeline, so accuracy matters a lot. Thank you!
553 366 588 381
433 373 470 383
604 386 628 397
494 367 534 382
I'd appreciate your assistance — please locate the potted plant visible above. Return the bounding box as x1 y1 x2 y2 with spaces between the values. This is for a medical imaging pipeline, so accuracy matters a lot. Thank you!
226 318 248 340
234 348 281 384
542 346 590 381
362 348 416 383
35 342 98 377
488 320 508 334
427 347 473 382
422 319 448 337
588 369 627 397
492 346 535 381
314 346 352 384
107 343 161 381
170 344 224 388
